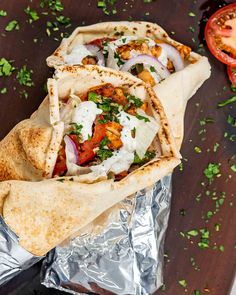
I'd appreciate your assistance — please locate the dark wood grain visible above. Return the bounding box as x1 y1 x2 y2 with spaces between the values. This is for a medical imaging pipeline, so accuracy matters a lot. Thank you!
0 0 235 294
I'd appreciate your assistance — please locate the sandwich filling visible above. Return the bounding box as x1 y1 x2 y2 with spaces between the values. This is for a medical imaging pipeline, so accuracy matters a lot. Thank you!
64 36 191 86
53 83 159 180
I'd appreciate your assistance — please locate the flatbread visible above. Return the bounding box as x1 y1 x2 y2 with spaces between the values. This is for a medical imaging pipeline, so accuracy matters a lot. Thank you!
0 65 180 255
47 21 211 148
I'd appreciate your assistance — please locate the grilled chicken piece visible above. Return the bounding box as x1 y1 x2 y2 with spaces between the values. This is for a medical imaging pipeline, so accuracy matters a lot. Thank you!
117 41 150 60
176 44 192 59
105 121 123 150
111 87 128 105
82 56 97 65
138 69 156 86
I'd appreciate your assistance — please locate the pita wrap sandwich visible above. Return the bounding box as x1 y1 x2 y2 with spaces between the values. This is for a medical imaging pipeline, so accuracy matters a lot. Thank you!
0 65 180 255
47 21 211 148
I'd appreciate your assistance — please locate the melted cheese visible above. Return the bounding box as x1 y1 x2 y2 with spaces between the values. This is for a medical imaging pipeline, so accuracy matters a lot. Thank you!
72 101 102 142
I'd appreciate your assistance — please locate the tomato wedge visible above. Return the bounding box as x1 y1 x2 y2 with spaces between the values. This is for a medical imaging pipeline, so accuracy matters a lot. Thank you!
77 117 106 165
205 3 236 67
227 66 236 86
53 146 67 176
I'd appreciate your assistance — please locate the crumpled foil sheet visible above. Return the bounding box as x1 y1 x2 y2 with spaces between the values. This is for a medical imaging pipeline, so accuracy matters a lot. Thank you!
41 175 172 295
0 217 42 286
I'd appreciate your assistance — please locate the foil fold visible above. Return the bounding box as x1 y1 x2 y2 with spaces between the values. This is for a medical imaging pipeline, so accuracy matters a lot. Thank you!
41 175 172 295
0 217 42 286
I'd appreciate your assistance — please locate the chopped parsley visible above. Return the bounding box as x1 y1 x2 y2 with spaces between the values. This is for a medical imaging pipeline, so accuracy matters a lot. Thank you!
16 66 34 87
69 123 83 136
5 20 19 31
0 58 15 76
97 136 113 161
0 10 7 17
194 290 201 295
194 146 202 153
40 0 64 12
97 0 117 15
0 87 7 94
133 151 155 165
136 114 150 122
188 12 196 17
198 229 210 249
227 115 236 127
114 52 124 66
217 96 236 108
24 6 39 23
127 95 143 108
204 163 221 183
178 279 187 288
150 66 156 73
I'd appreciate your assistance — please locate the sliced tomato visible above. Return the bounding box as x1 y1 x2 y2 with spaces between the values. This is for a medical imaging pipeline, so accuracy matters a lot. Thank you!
205 3 236 67
227 66 236 86
53 146 67 176
77 116 107 165
88 37 116 48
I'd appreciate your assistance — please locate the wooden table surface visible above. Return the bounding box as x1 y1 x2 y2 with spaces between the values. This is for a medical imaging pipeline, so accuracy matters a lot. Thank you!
0 0 235 294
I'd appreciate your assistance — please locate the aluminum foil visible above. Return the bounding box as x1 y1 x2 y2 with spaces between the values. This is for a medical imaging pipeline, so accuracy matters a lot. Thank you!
41 175 172 295
0 216 42 286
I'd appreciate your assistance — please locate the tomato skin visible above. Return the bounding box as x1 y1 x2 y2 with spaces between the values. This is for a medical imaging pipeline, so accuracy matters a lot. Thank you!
205 3 236 67
77 117 107 165
53 146 67 176
88 37 116 48
227 66 236 86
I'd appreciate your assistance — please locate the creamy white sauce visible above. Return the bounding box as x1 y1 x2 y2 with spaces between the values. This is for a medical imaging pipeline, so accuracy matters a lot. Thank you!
72 101 102 142
91 110 159 175
65 44 93 65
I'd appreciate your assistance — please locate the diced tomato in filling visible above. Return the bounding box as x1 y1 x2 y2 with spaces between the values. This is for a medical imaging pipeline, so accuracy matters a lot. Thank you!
53 146 67 177
88 37 116 49
77 116 107 165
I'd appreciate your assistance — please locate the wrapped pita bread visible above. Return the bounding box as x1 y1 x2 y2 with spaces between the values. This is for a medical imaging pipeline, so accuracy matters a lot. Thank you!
0 65 180 255
47 21 211 148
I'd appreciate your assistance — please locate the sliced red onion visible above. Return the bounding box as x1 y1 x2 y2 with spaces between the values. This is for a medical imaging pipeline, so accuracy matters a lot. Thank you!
85 44 105 66
120 54 170 80
157 43 184 71
64 135 78 164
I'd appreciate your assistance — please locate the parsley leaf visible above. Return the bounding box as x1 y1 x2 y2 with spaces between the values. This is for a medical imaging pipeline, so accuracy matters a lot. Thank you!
69 123 83 136
133 151 155 165
178 279 187 288
5 20 19 31
227 115 236 127
97 136 113 161
16 65 34 87
127 95 143 108
136 114 150 122
40 0 64 12
0 10 7 17
218 96 236 108
24 6 39 22
0 58 15 76
204 163 221 183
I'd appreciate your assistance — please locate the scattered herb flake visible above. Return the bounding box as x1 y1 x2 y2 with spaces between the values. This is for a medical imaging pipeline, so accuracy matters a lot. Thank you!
227 115 236 127
24 6 39 22
16 65 34 87
5 20 19 31
136 114 150 122
40 0 64 12
0 87 7 94
204 163 221 183
188 12 196 17
194 146 202 153
178 279 187 288
194 290 201 295
0 10 7 17
218 96 236 108
0 58 15 76
213 143 219 152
